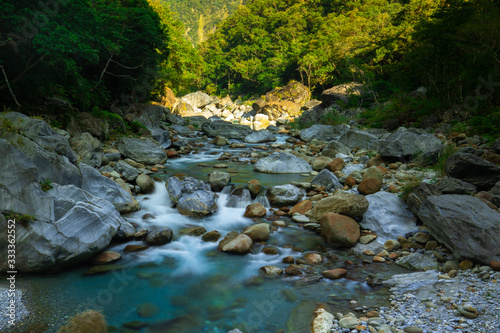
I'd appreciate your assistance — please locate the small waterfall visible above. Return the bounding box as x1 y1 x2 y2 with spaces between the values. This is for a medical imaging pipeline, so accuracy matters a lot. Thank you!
254 194 270 208
226 187 253 208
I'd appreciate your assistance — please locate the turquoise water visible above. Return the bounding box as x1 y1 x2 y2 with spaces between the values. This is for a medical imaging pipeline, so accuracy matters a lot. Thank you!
18 135 409 332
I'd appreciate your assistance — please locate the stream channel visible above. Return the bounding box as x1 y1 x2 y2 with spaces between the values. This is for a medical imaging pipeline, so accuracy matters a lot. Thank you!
19 133 410 333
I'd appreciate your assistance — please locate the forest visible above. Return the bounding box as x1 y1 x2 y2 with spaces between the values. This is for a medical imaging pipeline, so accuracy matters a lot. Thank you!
0 0 499 138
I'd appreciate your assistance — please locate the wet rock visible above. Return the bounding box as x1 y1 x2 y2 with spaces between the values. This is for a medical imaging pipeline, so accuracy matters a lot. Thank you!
417 194 500 263
136 174 155 194
292 214 310 223
89 251 121 265
304 253 322 265
145 227 173 246
379 128 443 163
254 152 312 174
310 169 343 192
446 152 500 190
218 233 253 254
202 230 221 242
259 265 283 277
180 226 207 237
267 184 306 206
290 200 313 215
396 252 439 270
361 191 417 243
208 170 231 192
243 203 267 218
320 212 360 247
262 246 278 255
244 129 277 143
124 245 149 253
358 177 383 195
114 221 136 241
247 179 262 198
312 308 334 333
307 192 369 220
166 176 218 216
117 137 166 164
243 223 271 241
322 268 348 279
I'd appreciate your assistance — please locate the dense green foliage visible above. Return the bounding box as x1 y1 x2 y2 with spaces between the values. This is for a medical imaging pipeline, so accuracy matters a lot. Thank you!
0 0 168 111
161 0 246 44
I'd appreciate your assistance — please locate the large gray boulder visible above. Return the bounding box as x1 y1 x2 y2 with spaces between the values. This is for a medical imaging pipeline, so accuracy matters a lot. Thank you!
266 184 305 206
445 153 500 190
201 120 254 139
338 129 381 150
254 152 312 174
310 169 343 192
181 91 213 109
244 129 277 143
0 113 82 186
114 161 139 182
379 128 443 163
320 82 367 105
306 192 369 221
321 140 351 158
208 170 231 192
137 104 167 129
300 124 349 142
406 183 442 215
70 132 102 168
0 139 55 222
117 137 166 165
361 191 418 243
166 176 218 216
417 195 500 263
0 183 123 272
436 177 477 195
79 163 140 214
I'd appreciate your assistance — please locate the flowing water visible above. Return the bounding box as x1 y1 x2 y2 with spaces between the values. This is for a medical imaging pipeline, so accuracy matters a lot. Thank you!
17 134 409 332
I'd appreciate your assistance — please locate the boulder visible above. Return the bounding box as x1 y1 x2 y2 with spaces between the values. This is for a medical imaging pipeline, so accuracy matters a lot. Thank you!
173 100 200 117
0 183 123 272
171 125 194 135
320 82 366 105
417 195 500 263
136 104 167 129
262 82 310 106
117 137 166 165
244 129 277 143
208 170 231 192
339 129 381 150
166 176 218 216
361 191 417 243
201 120 254 139
322 268 348 279
0 139 55 223
312 308 334 333
145 227 173 246
136 174 155 194
267 184 306 206
289 200 313 215
310 169 343 192
358 177 383 195
307 192 368 221
181 91 213 109
79 163 140 214
436 177 477 195
202 230 221 242
114 161 139 181
243 223 271 241
247 179 262 198
260 101 301 120
379 128 443 163
312 156 333 171
321 140 351 158
243 203 267 218
259 265 284 278
445 153 500 190
320 212 360 247
114 221 136 241
396 252 440 271
254 152 312 174
326 158 345 172
69 132 102 168
218 233 253 254
406 183 442 215
300 124 349 142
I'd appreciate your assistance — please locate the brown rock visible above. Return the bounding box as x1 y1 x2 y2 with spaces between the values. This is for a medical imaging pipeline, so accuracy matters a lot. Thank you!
345 176 357 187
322 268 348 279
285 264 303 276
308 192 369 220
247 179 262 198
167 150 178 158
124 245 149 253
282 256 295 264
202 230 221 242
289 200 313 215
218 233 253 254
89 251 121 265
358 177 382 195
368 155 384 167
304 253 323 265
490 261 500 271
459 259 474 270
319 212 360 247
243 203 267 218
327 158 345 172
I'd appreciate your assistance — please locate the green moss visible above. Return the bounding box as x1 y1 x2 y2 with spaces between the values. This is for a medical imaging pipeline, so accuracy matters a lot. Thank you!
4 211 35 224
